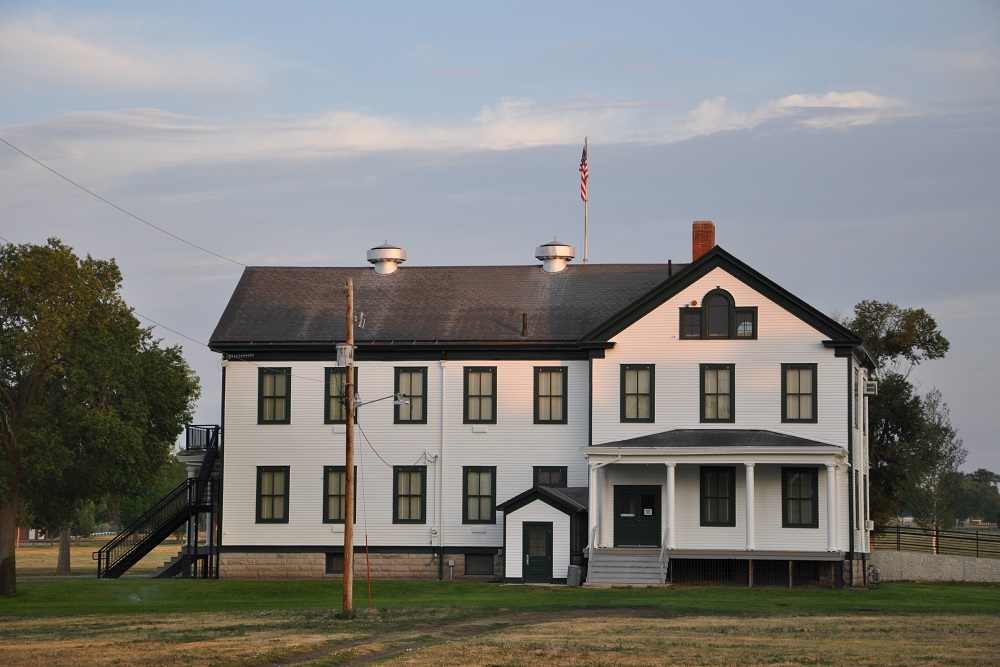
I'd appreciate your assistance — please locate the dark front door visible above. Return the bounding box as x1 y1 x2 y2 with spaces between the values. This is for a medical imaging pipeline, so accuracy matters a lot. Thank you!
614 486 660 547
523 522 553 583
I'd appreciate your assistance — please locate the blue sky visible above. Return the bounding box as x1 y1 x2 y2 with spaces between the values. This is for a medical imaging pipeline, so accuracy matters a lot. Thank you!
1 1 998 471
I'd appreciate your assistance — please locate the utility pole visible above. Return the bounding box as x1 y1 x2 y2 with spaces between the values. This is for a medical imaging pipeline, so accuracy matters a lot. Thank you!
343 278 355 617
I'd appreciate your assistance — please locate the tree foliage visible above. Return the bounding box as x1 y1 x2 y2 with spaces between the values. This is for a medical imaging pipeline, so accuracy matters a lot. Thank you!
847 300 949 377
844 300 963 530
0 239 199 593
900 390 965 530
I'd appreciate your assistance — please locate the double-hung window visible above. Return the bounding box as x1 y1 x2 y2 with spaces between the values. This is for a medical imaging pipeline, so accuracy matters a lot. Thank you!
701 364 734 422
534 367 567 424
325 367 356 424
782 363 817 423
323 466 355 523
393 466 426 523
782 467 819 528
258 368 291 424
700 467 736 527
620 364 654 422
256 466 289 523
464 367 497 424
463 466 496 524
395 367 427 424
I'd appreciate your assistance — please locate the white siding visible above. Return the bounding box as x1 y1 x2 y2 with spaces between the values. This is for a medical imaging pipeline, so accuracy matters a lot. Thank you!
221 358 589 549
592 267 848 446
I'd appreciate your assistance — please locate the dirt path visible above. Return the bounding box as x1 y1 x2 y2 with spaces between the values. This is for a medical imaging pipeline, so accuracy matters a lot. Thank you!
264 607 663 666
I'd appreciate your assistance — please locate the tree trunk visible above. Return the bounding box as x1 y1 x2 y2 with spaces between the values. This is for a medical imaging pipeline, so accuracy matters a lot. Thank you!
57 525 72 575
0 484 18 596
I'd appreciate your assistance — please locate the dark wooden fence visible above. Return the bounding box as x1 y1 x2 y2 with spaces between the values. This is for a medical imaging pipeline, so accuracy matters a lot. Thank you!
872 525 1000 559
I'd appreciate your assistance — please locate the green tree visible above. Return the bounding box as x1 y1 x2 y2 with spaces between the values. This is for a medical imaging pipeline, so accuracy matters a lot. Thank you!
844 300 951 529
955 469 1000 525
901 390 965 530
0 239 199 593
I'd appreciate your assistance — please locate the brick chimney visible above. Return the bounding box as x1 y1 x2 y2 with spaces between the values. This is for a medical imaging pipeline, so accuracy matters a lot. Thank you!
692 221 715 261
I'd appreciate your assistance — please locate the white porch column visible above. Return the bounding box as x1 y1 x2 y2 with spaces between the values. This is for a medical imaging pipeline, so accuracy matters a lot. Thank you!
588 462 598 550
744 463 756 551
600 465 612 548
826 464 838 551
665 463 676 549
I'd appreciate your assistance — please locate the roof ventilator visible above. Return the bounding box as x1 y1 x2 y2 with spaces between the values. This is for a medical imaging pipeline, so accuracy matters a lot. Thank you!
535 239 575 273
367 241 406 275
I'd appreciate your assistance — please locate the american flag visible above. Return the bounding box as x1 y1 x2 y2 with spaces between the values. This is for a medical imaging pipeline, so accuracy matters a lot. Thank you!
579 139 589 202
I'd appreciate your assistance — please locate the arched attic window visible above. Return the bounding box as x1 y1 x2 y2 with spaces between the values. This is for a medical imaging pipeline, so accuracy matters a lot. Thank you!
679 288 757 340
705 289 733 338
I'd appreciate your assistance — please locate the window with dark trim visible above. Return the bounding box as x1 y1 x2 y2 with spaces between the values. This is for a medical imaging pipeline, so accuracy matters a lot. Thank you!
854 368 860 428
701 364 734 423
533 466 568 487
679 289 756 340
464 553 494 576
534 367 567 424
323 466 356 523
782 363 817 423
256 466 289 523
620 364 654 422
700 466 736 527
782 467 819 528
463 466 496 524
464 367 497 424
395 367 427 424
258 368 291 424
393 466 426 523
325 367 356 424
325 552 344 574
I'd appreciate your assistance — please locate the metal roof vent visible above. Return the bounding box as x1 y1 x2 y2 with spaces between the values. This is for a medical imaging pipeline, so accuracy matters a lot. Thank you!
535 239 576 273
367 241 406 275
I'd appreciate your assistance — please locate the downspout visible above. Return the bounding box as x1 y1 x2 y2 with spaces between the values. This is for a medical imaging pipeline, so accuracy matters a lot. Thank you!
846 357 855 582
217 359 227 577
439 358 447 580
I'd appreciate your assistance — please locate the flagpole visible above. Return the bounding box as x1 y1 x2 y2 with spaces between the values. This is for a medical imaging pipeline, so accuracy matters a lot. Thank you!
581 137 589 264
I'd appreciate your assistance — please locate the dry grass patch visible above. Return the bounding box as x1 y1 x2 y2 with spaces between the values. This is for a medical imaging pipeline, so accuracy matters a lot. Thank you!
391 613 1000 667
15 539 185 577
0 610 363 667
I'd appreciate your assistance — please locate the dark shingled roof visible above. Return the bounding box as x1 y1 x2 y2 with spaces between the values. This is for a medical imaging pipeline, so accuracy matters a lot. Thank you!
210 263 683 348
497 485 589 513
595 429 838 449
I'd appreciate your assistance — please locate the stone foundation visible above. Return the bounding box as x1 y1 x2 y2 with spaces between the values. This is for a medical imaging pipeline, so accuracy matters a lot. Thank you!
220 551 501 580
872 550 1000 583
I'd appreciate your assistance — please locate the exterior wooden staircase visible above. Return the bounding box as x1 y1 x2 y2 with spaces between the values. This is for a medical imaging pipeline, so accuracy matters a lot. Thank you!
94 425 220 579
586 548 667 585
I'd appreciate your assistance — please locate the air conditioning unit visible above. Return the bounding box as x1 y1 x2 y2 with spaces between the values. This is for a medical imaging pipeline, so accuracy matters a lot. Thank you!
863 381 878 396
864 520 875 531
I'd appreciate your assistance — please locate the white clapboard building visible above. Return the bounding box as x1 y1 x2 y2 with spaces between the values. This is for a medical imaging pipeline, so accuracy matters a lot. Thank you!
208 222 874 587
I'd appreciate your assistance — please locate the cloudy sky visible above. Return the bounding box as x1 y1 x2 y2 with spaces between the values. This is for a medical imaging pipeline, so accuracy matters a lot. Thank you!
1 1 998 471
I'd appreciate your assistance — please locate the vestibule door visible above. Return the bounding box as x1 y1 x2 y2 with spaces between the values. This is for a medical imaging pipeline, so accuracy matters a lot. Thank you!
613 485 660 547
523 522 553 582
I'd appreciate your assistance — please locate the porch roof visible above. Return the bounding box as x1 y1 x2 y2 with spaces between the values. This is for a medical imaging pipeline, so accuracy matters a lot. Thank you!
588 429 844 455
498 485 589 515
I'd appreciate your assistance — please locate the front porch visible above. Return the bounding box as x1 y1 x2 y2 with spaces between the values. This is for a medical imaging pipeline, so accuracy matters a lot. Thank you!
584 429 852 586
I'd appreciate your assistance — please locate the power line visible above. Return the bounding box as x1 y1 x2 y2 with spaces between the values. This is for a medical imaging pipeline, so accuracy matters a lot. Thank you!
0 136 244 269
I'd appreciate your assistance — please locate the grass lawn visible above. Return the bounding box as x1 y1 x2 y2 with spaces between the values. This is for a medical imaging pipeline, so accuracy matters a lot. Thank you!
14 537 184 578
1 579 998 666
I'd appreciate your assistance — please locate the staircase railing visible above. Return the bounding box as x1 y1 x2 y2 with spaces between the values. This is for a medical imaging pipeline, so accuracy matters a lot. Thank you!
94 425 220 578
95 478 213 578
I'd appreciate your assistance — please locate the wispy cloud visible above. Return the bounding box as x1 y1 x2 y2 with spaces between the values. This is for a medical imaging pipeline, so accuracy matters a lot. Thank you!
678 91 910 138
0 15 259 93
1 89 917 184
